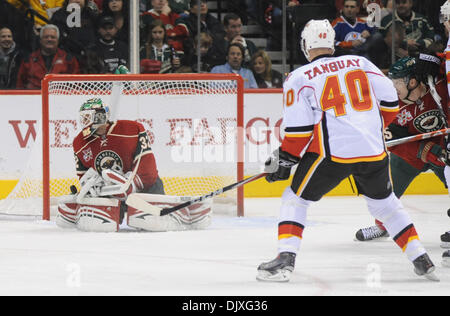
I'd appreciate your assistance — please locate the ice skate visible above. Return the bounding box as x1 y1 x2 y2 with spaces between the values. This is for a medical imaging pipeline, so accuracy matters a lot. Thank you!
443 250 450 268
413 253 439 281
355 225 389 241
256 252 296 282
441 231 450 249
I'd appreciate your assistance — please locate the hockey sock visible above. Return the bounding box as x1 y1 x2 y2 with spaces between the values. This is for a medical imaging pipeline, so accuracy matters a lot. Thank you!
365 193 426 262
277 187 310 254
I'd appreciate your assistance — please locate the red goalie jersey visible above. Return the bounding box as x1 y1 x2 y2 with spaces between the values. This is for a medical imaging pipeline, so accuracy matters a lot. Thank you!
73 120 159 191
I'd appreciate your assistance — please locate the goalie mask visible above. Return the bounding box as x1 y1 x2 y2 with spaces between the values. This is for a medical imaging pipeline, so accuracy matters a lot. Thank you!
301 19 335 61
79 98 110 137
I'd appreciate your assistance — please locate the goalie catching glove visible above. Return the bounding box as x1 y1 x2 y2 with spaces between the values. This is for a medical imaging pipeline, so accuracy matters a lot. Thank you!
264 148 300 183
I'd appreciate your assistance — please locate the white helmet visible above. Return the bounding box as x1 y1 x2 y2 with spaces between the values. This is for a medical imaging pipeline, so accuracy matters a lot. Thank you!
301 19 335 61
440 0 450 23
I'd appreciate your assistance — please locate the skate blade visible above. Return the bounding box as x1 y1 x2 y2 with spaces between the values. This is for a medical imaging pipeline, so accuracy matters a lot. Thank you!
423 272 440 282
256 269 291 282
353 236 389 242
440 242 450 249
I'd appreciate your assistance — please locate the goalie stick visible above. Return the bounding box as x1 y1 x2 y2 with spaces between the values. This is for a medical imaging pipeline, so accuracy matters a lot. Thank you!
126 172 267 216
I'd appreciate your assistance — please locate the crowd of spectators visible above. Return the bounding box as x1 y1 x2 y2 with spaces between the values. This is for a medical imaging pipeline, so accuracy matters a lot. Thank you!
0 0 447 90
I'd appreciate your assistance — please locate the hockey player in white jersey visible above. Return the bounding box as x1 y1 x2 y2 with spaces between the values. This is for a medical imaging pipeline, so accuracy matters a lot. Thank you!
256 19 438 282
439 0 450 266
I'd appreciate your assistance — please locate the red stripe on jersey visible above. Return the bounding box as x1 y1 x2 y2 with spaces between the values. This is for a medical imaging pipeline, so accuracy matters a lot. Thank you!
380 107 399 127
281 135 311 157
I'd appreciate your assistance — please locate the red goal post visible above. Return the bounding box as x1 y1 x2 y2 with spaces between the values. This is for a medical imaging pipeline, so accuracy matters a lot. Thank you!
41 73 245 220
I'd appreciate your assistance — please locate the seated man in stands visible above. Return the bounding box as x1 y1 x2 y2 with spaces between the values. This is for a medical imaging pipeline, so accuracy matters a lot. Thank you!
16 24 79 90
211 42 257 89
379 0 435 57
332 0 378 57
222 13 258 67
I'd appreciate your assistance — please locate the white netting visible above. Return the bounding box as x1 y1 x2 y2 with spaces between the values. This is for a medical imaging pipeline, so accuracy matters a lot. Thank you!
0 76 243 217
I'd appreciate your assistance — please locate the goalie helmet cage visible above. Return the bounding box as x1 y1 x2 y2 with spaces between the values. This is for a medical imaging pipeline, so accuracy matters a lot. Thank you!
38 73 245 220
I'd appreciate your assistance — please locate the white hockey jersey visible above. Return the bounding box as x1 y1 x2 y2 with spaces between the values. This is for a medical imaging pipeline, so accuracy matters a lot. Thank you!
281 54 399 163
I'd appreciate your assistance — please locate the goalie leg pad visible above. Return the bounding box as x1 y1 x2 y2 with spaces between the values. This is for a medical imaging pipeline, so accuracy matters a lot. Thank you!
126 194 212 231
56 201 78 229
185 202 212 230
75 198 120 232
127 206 188 231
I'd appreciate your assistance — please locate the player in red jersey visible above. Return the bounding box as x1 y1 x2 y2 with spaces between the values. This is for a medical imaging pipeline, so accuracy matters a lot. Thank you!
56 98 211 232
355 55 449 243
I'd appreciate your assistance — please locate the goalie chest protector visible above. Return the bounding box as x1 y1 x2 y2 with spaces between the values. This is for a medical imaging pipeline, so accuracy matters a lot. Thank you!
73 120 158 189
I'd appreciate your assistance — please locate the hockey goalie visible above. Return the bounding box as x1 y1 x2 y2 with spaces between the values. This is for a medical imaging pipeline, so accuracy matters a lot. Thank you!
56 98 212 232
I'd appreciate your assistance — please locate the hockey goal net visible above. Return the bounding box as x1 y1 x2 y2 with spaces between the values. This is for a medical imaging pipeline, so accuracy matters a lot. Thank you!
1 74 244 220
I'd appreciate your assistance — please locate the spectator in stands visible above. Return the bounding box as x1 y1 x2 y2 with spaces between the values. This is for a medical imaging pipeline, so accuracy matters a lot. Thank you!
168 0 190 17
6 0 64 28
211 42 257 89
222 13 258 67
379 0 435 57
102 0 128 43
16 24 79 89
262 0 301 50
93 15 128 73
189 32 220 72
332 0 378 57
1 1 38 53
181 0 225 57
369 21 408 74
140 19 181 73
50 0 98 60
250 49 283 89
141 0 189 53
79 46 108 73
0 27 23 89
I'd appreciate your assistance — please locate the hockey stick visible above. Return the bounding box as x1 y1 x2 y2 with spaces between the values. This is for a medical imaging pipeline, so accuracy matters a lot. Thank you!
386 128 450 147
126 172 267 216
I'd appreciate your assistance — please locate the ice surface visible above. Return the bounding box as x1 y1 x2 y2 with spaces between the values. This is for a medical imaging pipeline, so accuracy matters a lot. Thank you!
0 195 449 296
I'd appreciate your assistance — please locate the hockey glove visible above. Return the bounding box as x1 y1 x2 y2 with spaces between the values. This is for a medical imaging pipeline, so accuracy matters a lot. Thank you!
417 141 446 168
445 141 450 166
415 53 441 84
264 148 300 183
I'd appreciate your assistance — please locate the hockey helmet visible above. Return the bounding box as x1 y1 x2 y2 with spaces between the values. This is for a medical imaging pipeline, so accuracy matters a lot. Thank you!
440 0 450 23
301 19 335 61
388 56 416 80
388 57 421 103
79 98 110 137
